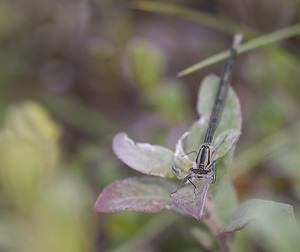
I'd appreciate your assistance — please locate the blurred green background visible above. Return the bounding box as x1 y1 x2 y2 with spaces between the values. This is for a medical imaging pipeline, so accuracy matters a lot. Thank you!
0 0 300 251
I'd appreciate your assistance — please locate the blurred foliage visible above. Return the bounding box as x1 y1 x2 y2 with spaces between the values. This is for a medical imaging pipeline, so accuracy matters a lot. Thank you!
0 102 59 211
0 0 299 251
0 102 93 252
128 39 190 123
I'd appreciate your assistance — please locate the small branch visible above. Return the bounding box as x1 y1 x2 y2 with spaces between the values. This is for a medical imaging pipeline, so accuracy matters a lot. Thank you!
216 233 231 252
202 194 231 252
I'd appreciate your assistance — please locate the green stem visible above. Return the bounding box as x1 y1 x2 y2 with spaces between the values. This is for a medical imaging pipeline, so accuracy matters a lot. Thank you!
178 24 300 76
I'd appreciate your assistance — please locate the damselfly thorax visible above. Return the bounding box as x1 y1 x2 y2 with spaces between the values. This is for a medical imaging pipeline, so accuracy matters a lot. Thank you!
189 144 214 179
196 144 211 170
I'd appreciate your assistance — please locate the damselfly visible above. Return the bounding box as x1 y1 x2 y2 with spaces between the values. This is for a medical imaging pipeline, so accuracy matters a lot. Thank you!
175 34 243 192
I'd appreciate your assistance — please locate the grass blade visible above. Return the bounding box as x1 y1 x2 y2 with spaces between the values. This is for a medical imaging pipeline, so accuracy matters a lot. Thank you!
178 23 300 76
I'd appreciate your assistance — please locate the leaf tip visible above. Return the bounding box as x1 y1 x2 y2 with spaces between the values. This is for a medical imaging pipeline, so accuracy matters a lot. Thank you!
112 131 131 156
177 71 186 77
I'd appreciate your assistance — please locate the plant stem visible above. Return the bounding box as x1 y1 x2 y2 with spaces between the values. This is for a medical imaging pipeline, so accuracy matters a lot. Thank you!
203 195 231 252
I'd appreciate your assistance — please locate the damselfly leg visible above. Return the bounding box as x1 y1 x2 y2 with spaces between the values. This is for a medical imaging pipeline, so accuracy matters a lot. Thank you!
171 173 194 194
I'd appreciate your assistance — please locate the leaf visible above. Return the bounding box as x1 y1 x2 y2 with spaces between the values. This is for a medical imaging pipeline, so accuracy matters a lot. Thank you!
197 75 241 133
171 176 213 220
129 39 164 90
113 133 174 178
0 102 61 212
173 132 193 179
185 118 207 154
213 148 236 187
0 133 44 211
185 74 241 157
33 174 93 252
222 199 300 252
197 74 219 116
94 177 182 214
145 81 189 121
3 101 60 168
212 129 241 161
211 176 238 225
222 199 295 233
4 101 60 144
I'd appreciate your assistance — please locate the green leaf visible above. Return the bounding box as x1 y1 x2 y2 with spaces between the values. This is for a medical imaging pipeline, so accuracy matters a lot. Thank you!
212 148 235 186
212 176 238 225
4 101 60 168
33 174 93 252
145 80 189 121
222 199 300 252
172 132 194 179
0 102 61 211
212 129 240 161
222 199 295 233
186 74 241 155
4 101 60 144
113 133 174 178
185 119 207 155
197 75 241 132
129 40 164 90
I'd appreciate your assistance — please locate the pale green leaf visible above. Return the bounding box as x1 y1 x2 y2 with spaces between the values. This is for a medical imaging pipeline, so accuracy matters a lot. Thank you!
4 101 60 144
185 74 241 157
212 176 238 225
197 75 241 133
129 40 164 89
222 199 295 233
222 199 300 252
113 133 174 178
